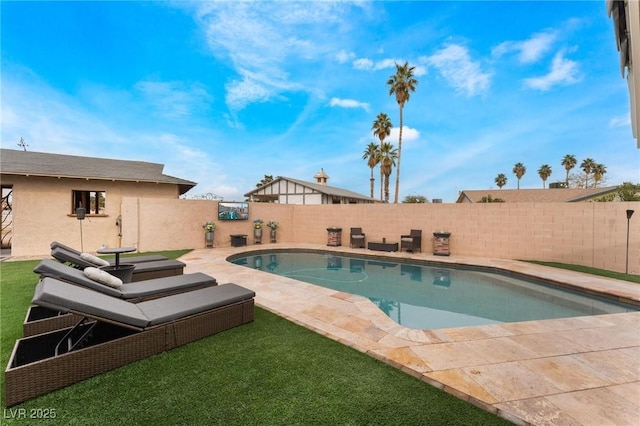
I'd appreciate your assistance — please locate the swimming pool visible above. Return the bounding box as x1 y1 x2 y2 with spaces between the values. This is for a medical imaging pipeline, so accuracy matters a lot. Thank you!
230 250 638 329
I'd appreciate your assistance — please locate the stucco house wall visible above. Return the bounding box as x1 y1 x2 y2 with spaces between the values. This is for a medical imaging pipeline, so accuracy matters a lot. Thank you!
2 174 182 256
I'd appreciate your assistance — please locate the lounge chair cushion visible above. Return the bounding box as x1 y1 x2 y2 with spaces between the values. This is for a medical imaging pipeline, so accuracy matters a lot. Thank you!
84 267 123 288
34 259 217 299
80 252 110 267
137 283 256 326
401 237 413 242
33 278 149 327
33 278 255 329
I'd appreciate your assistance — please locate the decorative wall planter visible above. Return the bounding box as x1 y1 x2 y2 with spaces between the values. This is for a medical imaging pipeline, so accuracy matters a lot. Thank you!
205 231 214 248
254 228 263 244
270 229 277 243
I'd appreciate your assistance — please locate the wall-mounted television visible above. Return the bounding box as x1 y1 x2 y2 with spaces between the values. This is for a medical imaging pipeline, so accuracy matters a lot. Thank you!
218 201 249 221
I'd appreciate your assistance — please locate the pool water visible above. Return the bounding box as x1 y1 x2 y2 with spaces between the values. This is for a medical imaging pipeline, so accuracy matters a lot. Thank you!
230 250 638 330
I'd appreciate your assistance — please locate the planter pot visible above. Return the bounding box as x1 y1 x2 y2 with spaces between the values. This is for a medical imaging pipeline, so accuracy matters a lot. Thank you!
270 229 277 243
254 228 262 244
205 231 214 248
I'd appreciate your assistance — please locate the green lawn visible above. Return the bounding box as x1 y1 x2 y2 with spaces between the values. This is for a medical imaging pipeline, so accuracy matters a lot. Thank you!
0 254 510 425
524 260 640 283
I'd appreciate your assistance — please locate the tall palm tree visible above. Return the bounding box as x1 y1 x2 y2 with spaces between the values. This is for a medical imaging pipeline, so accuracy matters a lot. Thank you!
372 113 392 201
581 158 596 188
538 164 552 188
513 162 526 189
561 154 576 188
379 142 398 203
495 173 507 189
592 163 607 187
362 142 380 198
387 62 418 204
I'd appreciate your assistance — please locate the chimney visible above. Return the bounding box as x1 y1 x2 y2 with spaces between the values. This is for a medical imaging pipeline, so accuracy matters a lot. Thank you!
314 168 329 185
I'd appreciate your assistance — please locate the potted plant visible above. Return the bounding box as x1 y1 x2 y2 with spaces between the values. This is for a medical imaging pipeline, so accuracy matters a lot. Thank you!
267 221 279 243
253 219 264 244
203 221 216 248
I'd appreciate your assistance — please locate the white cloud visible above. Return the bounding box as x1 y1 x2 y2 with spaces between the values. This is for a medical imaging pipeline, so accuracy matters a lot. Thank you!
609 114 631 128
353 57 401 72
424 44 491 96
353 58 374 70
135 80 211 119
329 97 370 112
523 50 580 90
492 30 557 63
388 126 420 145
193 2 352 112
336 49 355 63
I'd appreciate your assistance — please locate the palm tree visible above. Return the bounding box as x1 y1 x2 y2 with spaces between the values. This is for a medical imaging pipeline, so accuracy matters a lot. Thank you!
379 142 398 203
538 164 552 188
581 158 595 188
495 173 507 189
561 154 576 188
592 163 607 187
387 62 418 204
362 142 380 198
372 113 393 201
513 163 526 189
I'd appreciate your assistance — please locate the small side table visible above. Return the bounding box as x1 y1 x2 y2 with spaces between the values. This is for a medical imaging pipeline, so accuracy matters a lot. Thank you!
230 234 248 247
97 246 136 282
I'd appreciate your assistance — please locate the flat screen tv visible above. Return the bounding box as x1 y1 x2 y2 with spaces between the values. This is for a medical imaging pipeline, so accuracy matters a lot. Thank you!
218 201 249 221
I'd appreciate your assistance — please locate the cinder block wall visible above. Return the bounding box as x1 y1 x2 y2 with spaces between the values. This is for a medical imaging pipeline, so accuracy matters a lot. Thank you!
126 200 640 274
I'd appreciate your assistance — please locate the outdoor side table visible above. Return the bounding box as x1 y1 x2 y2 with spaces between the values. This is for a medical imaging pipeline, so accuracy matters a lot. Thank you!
97 246 136 282
230 234 248 247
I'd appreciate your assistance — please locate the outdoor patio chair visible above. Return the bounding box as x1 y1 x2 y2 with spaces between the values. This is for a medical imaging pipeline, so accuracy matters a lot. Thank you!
24 259 218 336
400 229 422 253
350 227 366 248
5 277 255 407
51 241 168 264
51 246 185 282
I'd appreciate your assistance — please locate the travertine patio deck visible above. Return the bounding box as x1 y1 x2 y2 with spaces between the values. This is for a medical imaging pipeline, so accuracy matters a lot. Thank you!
180 244 640 426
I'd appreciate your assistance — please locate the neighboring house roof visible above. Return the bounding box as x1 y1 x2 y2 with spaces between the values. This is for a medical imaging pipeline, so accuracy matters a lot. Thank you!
244 176 377 203
456 187 619 203
0 149 196 195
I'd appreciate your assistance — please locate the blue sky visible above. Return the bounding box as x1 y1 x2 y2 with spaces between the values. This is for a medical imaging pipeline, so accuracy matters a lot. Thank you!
2 1 638 202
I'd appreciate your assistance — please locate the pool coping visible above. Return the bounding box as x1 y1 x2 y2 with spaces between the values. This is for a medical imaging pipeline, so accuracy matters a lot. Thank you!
180 243 640 426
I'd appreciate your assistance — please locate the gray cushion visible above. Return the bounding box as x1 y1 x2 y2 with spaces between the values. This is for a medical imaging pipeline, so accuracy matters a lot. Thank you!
35 259 123 297
33 278 150 328
137 284 255 326
50 248 184 273
352 235 365 239
119 272 216 298
32 279 254 329
34 259 216 299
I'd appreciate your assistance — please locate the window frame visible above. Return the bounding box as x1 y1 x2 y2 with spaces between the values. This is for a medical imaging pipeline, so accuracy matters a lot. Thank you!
71 190 107 216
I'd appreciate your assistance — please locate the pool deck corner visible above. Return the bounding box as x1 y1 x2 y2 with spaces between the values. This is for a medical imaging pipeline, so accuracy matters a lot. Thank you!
180 244 640 426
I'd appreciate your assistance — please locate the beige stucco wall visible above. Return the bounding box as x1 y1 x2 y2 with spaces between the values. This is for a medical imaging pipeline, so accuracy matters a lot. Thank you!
1 175 181 256
3 176 638 274
124 200 638 274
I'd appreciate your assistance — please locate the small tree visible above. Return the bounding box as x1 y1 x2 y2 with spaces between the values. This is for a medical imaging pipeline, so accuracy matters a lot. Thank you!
479 195 505 203
403 195 428 203
618 182 640 201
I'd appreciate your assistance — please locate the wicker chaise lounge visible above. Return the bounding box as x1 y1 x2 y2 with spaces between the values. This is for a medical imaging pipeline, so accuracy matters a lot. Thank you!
51 241 168 264
24 259 218 336
51 246 185 282
5 278 255 407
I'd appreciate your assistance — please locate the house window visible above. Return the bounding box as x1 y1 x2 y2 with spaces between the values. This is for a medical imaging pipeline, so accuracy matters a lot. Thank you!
72 190 106 215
